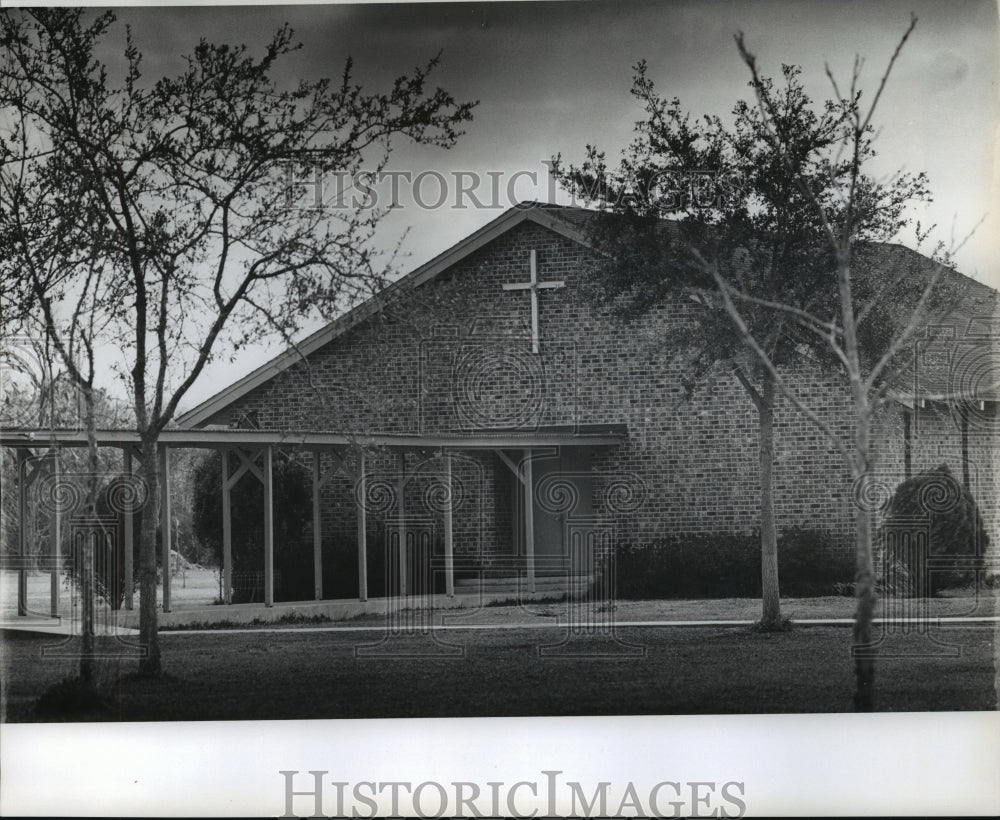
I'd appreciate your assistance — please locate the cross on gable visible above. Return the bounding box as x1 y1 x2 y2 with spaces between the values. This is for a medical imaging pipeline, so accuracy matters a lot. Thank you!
501 249 565 354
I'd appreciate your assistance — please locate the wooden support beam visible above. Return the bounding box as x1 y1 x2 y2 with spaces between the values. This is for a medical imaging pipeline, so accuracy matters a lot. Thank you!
159 445 171 613
312 450 323 601
17 451 27 616
397 451 407 597
357 451 368 602
961 410 970 489
123 449 133 611
444 451 454 598
326 446 356 482
523 448 536 593
49 450 61 618
511 460 521 560
263 445 274 607
902 410 912 480
221 449 232 605
225 447 264 490
494 448 526 486
22 452 44 488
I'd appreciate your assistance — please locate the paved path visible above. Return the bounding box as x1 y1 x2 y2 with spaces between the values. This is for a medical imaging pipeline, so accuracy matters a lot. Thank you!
4 568 997 634
155 613 1000 636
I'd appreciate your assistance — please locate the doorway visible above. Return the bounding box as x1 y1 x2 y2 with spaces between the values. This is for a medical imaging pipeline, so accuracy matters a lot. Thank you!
511 448 594 576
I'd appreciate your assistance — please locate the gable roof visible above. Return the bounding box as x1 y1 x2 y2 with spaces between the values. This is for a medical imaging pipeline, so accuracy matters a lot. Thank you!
862 243 1000 403
177 201 1000 428
176 202 592 428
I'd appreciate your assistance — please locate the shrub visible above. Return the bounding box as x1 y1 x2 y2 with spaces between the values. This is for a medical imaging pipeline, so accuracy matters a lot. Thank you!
879 465 989 595
605 528 852 600
35 676 111 720
192 451 312 603
777 526 854 596
609 533 756 599
192 457 423 603
318 532 389 599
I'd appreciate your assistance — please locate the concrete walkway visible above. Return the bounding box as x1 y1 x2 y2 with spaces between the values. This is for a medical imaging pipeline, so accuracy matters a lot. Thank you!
0 614 140 637
154 613 1000 637
3 568 997 633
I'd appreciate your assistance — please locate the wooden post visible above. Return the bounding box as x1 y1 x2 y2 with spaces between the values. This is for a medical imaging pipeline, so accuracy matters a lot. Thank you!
523 448 536 593
123 448 134 611
902 409 912 480
312 450 323 601
221 449 232 605
263 445 274 607
397 451 407 597
159 445 171 613
17 451 27 616
960 407 970 489
49 450 61 618
444 450 455 597
508 451 521 558
357 451 368 602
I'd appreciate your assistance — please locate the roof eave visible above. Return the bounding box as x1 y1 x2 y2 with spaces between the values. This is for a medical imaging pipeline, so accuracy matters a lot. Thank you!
0 426 627 450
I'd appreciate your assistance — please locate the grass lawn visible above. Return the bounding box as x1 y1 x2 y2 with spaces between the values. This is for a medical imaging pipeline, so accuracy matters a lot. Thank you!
1 621 994 721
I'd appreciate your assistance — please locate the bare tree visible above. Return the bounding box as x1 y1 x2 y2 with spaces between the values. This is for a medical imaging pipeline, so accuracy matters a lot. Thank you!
703 17 977 709
2 251 115 685
551 54 926 630
1 8 475 676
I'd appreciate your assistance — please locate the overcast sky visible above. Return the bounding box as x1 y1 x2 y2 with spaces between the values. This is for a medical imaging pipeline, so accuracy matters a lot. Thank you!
70 1 1000 409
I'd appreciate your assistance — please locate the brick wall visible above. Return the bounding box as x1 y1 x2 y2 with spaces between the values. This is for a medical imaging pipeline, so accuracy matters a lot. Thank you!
209 220 999 580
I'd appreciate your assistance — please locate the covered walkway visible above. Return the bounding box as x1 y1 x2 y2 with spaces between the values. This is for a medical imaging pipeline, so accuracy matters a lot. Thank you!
0 425 626 619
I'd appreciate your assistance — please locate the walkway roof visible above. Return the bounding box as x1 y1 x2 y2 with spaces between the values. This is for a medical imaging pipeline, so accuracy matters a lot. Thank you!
0 423 628 450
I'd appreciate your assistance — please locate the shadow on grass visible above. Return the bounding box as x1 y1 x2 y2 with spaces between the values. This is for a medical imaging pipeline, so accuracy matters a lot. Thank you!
749 616 794 633
34 677 113 721
6 620 995 721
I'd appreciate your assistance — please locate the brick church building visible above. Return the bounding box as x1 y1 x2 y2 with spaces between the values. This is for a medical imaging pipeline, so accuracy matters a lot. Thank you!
177 202 1000 602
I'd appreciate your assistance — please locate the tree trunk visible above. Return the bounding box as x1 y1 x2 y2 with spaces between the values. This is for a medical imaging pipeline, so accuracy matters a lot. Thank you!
80 534 95 684
758 373 783 629
853 493 877 711
851 404 877 711
136 438 162 676
81 386 99 684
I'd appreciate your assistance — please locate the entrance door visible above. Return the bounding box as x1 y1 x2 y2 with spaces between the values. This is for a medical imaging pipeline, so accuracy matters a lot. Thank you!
524 448 593 577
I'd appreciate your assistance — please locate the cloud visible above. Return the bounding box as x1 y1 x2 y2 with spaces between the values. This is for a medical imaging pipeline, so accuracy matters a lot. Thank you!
922 51 971 93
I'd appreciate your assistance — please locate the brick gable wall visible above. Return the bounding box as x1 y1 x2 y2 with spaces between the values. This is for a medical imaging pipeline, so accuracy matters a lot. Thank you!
209 220 999 584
